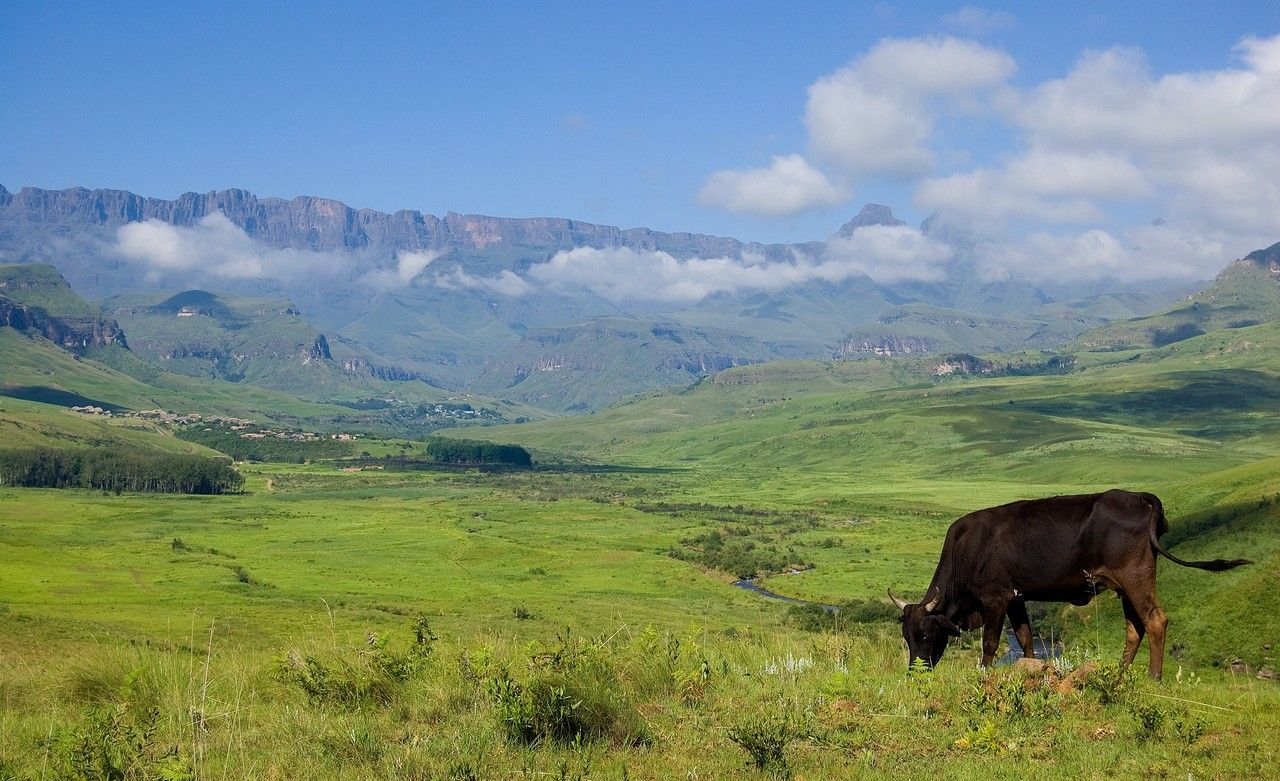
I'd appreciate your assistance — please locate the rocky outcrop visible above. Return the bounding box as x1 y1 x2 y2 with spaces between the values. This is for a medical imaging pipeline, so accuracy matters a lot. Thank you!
832 204 906 238
306 334 332 363
0 298 128 350
934 354 996 376
1243 242 1280 272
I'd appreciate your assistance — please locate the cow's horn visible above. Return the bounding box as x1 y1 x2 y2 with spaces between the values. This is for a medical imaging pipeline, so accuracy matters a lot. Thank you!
887 588 909 610
922 593 940 613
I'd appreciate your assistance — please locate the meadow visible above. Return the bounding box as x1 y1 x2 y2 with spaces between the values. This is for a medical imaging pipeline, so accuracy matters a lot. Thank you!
2 322 1280 778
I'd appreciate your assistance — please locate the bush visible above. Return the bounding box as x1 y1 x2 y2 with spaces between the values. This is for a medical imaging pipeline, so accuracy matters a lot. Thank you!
727 711 798 776
486 633 650 746
276 617 434 707
54 684 194 781
1081 662 1135 705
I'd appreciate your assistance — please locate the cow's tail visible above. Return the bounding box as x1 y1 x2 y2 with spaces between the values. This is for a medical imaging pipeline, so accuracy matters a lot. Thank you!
1144 493 1251 571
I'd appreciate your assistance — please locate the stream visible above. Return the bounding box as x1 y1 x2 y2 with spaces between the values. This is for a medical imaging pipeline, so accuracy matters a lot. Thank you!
734 576 1063 665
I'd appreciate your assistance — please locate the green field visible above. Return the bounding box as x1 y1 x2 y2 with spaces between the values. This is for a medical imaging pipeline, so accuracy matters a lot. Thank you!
2 320 1280 779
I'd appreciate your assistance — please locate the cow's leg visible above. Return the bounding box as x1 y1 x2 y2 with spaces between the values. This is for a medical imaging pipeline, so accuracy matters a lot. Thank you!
1117 587 1167 680
979 604 1009 667
1118 593 1146 667
1006 600 1035 659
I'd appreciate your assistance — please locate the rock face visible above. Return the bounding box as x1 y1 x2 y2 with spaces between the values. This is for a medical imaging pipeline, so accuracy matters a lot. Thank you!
0 298 127 350
832 204 906 238
0 184 802 260
1244 241 1280 271
934 354 997 376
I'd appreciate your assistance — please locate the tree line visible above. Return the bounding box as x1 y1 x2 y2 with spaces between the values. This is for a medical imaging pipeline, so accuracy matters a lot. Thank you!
0 448 243 494
423 437 532 467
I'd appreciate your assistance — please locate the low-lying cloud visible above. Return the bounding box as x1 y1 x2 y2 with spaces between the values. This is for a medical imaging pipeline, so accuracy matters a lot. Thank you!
116 213 349 280
526 225 953 303
363 250 441 290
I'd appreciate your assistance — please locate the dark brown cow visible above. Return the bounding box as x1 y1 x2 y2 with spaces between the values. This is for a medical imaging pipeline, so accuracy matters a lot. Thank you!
889 489 1249 679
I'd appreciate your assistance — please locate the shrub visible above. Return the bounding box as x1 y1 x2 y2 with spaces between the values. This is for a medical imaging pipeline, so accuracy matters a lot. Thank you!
1129 700 1168 739
1081 662 1135 705
727 711 797 776
486 633 650 746
1172 710 1208 743
276 617 434 707
54 703 194 781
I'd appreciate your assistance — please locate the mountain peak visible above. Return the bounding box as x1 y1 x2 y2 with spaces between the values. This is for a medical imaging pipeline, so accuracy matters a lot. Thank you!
1243 241 1280 270
833 204 906 238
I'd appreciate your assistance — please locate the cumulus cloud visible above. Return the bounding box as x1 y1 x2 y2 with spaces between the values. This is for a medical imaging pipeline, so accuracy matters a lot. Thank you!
941 6 1014 36
702 33 1280 281
806 36 1015 176
525 225 952 303
115 213 348 280
698 154 850 216
915 150 1150 225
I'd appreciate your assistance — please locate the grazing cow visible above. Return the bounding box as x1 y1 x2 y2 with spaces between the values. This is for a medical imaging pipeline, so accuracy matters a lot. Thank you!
888 489 1249 679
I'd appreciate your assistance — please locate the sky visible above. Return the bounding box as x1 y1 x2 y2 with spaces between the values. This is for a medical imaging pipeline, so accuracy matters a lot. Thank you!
2 1 1279 285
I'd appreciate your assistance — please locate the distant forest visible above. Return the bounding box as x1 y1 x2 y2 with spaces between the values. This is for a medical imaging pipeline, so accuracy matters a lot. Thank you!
0 449 243 494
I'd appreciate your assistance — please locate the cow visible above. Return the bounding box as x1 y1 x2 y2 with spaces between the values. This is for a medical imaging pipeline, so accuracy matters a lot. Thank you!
888 489 1250 679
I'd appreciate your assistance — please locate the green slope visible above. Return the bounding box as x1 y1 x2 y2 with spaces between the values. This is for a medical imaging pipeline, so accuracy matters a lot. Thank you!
0 262 100 317
1076 248 1280 351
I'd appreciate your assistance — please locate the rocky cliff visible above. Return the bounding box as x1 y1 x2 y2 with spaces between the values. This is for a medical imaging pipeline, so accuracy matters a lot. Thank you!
0 297 128 350
0 184 805 259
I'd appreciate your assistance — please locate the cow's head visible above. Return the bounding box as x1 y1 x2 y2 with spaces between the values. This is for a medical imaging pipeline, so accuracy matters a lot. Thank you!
890 590 962 669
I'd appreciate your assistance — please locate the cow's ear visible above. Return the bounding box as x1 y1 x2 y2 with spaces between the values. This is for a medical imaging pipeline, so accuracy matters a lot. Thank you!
934 615 962 637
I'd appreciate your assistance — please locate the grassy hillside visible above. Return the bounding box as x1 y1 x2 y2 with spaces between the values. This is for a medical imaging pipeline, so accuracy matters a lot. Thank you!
0 395 219 455
0 262 100 316
1076 251 1280 351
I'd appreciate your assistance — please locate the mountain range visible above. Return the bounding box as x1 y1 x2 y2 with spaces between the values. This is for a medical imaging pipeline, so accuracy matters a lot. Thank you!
0 184 1202 411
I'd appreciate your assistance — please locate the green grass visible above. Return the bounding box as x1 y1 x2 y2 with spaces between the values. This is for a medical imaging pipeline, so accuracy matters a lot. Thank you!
3 316 1280 778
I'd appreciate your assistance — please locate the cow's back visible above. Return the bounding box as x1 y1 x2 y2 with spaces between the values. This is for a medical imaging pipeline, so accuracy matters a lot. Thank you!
944 490 1151 595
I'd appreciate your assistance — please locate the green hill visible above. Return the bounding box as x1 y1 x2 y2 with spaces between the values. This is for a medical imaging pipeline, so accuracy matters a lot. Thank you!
1076 245 1280 351
0 262 100 317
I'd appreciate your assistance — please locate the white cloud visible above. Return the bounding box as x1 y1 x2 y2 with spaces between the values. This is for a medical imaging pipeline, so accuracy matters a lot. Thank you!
806 36 1015 176
974 224 1231 282
363 250 441 290
435 267 533 297
941 6 1014 36
698 154 850 216
525 224 952 302
115 213 347 280
822 224 955 283
916 150 1149 224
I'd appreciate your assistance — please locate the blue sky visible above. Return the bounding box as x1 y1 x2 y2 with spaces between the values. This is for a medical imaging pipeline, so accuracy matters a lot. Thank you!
2 1 1278 258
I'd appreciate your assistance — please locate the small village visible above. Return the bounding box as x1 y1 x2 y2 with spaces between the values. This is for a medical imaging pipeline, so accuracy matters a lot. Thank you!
69 406 358 443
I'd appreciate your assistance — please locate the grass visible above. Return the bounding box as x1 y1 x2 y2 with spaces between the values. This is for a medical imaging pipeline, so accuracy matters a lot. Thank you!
2 317 1280 777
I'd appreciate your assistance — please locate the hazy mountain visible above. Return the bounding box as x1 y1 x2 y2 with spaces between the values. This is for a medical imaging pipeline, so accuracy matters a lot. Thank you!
0 184 1197 410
